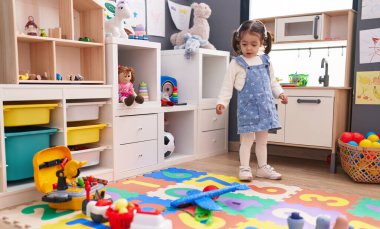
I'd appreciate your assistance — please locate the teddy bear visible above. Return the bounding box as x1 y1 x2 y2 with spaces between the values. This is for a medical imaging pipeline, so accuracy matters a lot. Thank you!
105 0 134 38
174 33 209 59
118 65 144 106
170 2 215 50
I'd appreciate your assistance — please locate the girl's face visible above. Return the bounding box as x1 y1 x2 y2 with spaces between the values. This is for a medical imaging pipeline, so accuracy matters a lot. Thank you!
239 32 262 58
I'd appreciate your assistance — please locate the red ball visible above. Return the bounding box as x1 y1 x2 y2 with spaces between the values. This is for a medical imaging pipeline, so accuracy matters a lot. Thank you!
203 185 219 200
340 132 353 143
352 132 365 144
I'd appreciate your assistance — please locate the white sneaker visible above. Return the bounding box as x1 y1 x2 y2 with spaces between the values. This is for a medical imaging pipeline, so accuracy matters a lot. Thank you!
256 165 282 180
239 166 253 181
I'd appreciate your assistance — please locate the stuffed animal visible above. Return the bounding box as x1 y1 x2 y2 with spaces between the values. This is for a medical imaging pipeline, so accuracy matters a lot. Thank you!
105 0 134 38
170 2 215 50
118 65 144 106
175 33 209 59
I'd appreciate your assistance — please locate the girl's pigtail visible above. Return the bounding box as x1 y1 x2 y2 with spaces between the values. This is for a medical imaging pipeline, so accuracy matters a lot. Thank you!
232 31 241 55
264 32 272 54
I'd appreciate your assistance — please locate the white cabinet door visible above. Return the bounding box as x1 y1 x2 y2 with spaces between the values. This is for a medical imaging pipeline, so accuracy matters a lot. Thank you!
285 96 333 147
268 100 285 143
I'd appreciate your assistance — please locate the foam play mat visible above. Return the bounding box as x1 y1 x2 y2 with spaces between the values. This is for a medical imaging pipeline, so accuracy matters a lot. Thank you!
1 168 379 229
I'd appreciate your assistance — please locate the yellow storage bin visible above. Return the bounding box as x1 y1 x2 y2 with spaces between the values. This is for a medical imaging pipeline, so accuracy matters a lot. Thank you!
67 123 107 146
3 104 58 127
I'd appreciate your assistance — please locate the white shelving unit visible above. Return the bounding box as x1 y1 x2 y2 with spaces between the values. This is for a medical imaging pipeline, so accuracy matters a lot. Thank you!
0 85 113 208
161 49 230 159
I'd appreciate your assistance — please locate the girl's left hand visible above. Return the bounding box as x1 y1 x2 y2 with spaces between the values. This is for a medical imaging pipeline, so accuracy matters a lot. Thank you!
279 93 288 104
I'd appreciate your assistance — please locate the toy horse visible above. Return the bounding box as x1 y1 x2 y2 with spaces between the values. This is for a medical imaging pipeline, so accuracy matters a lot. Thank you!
105 0 134 38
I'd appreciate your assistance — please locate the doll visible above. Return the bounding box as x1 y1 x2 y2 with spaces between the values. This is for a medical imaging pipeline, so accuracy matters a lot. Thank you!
25 16 38 36
118 65 144 106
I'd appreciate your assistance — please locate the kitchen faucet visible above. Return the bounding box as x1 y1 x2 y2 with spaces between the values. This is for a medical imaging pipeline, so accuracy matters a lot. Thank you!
319 58 329 87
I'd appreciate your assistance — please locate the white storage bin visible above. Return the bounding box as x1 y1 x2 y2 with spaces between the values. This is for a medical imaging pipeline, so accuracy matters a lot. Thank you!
71 146 106 167
66 102 106 122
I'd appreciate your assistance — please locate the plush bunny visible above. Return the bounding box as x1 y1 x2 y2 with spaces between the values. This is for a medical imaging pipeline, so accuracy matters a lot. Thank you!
170 2 215 49
118 66 144 106
105 0 134 38
175 33 209 59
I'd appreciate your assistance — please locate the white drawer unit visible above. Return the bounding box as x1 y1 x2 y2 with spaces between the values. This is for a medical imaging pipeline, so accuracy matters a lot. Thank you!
117 140 158 172
200 109 226 131
200 129 226 155
117 114 158 144
285 96 334 147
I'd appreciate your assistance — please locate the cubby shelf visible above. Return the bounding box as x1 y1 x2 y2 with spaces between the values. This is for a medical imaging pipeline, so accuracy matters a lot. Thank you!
1 0 105 84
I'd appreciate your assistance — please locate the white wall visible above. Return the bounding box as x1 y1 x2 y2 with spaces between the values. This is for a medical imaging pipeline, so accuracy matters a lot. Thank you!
250 0 353 19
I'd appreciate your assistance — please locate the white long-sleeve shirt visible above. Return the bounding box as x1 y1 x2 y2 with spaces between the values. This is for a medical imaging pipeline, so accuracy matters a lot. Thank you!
217 55 284 107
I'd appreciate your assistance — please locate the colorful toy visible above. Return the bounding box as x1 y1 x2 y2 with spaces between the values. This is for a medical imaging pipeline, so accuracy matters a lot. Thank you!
372 141 380 148
118 65 144 106
161 76 178 106
170 183 249 211
287 212 304 229
33 146 107 210
163 132 175 158
340 132 353 143
79 37 92 42
130 209 172 229
69 74 84 81
352 132 364 143
106 199 140 229
25 16 38 36
82 186 113 223
105 0 134 38
138 82 149 101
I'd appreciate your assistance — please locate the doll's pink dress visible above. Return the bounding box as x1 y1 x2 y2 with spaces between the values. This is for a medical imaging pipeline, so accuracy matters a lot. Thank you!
119 82 134 102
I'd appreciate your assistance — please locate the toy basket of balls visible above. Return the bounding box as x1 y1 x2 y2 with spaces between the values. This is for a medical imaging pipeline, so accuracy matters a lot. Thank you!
338 131 380 184
106 199 140 229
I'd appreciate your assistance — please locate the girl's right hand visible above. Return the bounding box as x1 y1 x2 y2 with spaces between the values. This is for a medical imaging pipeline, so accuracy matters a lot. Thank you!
216 104 225 115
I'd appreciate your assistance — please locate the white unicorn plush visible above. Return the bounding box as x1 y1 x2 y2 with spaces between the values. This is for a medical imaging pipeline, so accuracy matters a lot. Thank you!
105 0 134 38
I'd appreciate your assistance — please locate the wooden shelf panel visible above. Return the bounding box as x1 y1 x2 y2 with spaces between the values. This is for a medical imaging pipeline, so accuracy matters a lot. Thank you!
17 35 103 47
19 80 104 84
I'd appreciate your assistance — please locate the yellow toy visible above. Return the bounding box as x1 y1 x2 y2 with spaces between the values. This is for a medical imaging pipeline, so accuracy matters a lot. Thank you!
33 146 107 210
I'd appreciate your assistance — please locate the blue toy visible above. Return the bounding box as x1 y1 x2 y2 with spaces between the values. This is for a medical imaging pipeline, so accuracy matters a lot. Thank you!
161 76 178 104
315 215 330 229
287 212 304 229
174 33 209 59
170 183 249 211
347 141 358 146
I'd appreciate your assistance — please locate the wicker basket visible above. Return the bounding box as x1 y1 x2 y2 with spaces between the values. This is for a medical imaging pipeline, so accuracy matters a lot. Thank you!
338 139 380 183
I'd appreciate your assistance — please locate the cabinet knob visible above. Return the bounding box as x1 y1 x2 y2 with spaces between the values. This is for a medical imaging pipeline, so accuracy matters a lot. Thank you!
212 117 217 121
137 127 143 131
212 138 216 143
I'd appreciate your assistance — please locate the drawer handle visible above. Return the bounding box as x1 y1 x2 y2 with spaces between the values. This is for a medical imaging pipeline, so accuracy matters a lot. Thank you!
212 117 218 121
212 138 216 143
138 154 143 158
297 99 321 104
137 127 143 131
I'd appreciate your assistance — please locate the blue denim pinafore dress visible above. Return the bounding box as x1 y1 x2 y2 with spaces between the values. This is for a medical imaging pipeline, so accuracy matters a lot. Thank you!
236 55 281 134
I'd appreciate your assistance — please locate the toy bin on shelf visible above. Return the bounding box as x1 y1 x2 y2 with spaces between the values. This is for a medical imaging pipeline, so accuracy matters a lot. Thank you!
5 126 58 181
70 146 106 167
67 123 107 146
3 104 58 127
66 102 106 122
338 139 380 184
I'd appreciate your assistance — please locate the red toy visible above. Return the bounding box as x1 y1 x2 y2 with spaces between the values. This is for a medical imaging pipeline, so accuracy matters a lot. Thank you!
340 132 353 143
352 132 365 144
